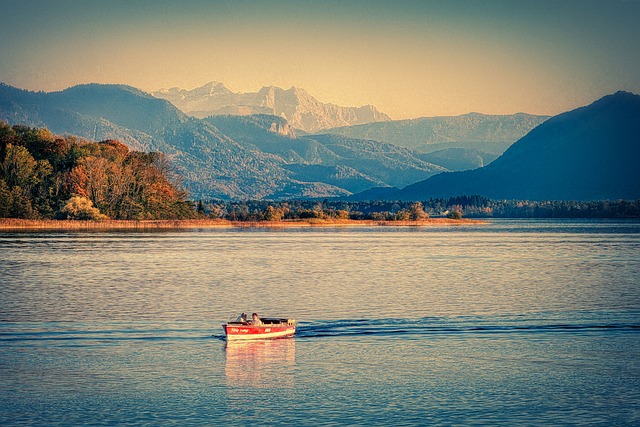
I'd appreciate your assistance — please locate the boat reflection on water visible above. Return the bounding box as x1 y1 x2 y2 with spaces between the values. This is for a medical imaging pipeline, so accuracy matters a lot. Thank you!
225 338 295 389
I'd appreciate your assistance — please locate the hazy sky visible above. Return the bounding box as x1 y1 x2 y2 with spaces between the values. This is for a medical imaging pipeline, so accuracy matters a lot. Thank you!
1 0 638 118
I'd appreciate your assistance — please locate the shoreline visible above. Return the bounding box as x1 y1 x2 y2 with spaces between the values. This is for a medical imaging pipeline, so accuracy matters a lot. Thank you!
0 218 485 230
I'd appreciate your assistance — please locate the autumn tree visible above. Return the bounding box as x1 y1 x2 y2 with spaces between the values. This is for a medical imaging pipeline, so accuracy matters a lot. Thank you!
0 122 196 220
408 202 429 220
262 205 285 221
61 196 108 220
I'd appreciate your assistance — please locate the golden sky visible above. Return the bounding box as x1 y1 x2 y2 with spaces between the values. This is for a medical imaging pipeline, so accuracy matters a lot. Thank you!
1 0 639 118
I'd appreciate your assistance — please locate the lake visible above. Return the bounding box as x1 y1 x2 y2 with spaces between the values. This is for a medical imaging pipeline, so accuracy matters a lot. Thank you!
1 219 639 426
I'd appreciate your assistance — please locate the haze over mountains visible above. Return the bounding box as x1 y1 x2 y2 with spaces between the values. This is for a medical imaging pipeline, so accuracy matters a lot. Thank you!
153 82 391 133
0 83 444 199
357 91 640 201
324 113 550 155
2 82 636 202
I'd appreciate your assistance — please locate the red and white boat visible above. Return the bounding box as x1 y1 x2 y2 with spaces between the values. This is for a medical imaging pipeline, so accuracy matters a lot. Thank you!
222 317 296 341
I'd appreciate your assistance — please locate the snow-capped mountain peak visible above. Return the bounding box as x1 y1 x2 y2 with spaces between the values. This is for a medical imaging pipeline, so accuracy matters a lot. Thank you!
153 82 390 132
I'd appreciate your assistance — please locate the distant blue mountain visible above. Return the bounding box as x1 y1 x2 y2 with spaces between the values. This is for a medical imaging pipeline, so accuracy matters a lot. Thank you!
418 148 499 171
323 112 549 155
5 83 634 201
0 83 444 199
358 91 640 201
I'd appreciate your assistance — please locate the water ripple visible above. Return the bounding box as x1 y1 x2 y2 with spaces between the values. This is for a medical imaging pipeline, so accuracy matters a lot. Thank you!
296 316 640 339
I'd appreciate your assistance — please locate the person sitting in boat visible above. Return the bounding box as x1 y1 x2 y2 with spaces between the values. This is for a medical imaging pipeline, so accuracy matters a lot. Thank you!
235 313 247 324
251 313 262 326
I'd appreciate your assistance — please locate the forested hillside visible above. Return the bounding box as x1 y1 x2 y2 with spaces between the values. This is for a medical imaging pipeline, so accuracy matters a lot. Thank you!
0 83 444 199
390 91 640 201
0 122 195 219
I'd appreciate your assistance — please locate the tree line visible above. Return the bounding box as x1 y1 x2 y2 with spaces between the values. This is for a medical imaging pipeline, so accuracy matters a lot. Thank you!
2 123 637 221
434 196 640 218
196 197 640 221
0 122 195 220
198 199 434 221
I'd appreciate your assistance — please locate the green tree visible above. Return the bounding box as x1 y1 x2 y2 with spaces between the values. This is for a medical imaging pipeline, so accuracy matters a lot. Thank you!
1 144 37 189
262 205 285 221
447 210 463 219
8 186 37 219
0 179 11 217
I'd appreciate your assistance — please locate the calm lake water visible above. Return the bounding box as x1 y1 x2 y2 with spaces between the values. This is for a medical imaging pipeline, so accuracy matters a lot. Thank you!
1 219 639 426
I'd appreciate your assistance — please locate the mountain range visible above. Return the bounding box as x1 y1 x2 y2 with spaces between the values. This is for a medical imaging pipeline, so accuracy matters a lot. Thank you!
153 82 391 133
323 112 550 155
0 83 444 199
354 91 640 201
2 82 635 202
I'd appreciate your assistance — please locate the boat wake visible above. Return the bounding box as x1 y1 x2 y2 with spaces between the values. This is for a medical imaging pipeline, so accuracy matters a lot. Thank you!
296 315 640 339
1 313 637 346
0 324 216 347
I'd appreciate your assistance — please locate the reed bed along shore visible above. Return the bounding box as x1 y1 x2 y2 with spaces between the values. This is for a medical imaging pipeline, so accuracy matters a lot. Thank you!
0 218 484 230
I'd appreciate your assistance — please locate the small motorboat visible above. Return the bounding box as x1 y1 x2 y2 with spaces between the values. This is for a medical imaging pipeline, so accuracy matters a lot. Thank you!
222 316 296 341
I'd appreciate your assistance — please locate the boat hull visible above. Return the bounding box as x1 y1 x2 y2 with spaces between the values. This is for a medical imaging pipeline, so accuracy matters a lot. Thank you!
223 323 296 341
